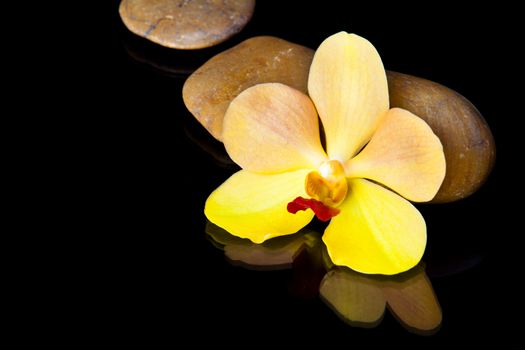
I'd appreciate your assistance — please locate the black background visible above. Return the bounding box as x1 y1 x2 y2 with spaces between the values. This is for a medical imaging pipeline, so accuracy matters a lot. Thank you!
78 1 517 346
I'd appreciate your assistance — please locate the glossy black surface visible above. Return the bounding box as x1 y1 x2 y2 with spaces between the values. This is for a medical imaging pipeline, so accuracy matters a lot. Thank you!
86 1 515 346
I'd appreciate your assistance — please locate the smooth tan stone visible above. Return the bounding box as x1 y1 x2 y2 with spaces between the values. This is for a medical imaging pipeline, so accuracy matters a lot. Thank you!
387 71 495 203
183 36 315 140
119 0 255 49
184 38 495 203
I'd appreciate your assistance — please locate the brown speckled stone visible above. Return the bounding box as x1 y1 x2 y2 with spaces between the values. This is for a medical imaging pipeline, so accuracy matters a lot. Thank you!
387 71 495 203
119 0 255 49
183 36 315 140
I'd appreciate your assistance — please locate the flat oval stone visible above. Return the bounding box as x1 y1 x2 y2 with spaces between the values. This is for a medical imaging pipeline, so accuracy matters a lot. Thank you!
183 36 315 140
387 71 495 203
119 0 255 49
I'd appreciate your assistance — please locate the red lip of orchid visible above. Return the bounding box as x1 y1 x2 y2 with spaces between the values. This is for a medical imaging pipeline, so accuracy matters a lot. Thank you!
287 197 340 222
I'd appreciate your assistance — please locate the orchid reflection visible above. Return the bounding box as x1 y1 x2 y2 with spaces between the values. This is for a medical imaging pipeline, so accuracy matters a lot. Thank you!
320 265 441 335
206 221 319 270
206 222 442 335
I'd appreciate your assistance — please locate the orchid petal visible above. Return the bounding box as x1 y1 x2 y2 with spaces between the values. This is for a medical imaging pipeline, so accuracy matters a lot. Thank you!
323 179 426 275
205 169 314 243
223 83 327 173
308 32 389 162
346 108 446 202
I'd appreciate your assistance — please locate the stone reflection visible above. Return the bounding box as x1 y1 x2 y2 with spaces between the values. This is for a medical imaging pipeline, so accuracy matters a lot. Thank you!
206 222 442 335
122 31 198 78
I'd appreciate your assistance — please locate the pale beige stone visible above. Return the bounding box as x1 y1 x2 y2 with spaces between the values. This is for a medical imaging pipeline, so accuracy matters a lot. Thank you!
119 0 255 49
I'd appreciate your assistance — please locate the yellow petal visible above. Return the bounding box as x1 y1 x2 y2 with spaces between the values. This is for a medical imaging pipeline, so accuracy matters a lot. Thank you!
320 268 386 327
346 108 446 202
205 169 314 243
222 83 327 173
308 32 389 162
323 179 426 275
383 267 442 334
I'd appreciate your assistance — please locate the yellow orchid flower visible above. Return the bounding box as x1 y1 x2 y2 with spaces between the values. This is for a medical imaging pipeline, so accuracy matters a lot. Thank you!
205 32 446 275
